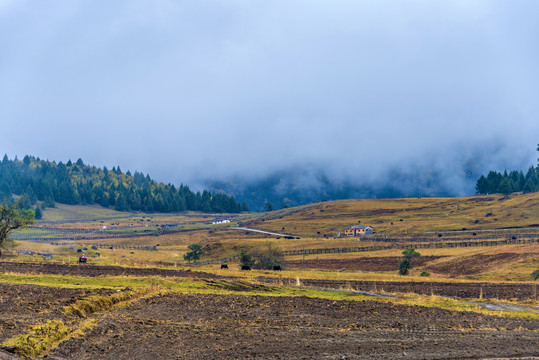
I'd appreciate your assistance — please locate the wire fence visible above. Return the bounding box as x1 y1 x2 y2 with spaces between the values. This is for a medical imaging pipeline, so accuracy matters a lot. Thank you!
195 237 538 266
47 242 158 251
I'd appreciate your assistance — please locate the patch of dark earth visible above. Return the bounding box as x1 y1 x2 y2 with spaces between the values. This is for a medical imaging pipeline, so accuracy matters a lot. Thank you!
0 283 115 342
44 293 538 360
260 278 538 300
2 261 535 300
285 256 445 272
0 261 223 279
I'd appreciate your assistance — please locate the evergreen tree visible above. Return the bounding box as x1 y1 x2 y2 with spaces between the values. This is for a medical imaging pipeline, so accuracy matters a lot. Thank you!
475 175 489 194
34 206 43 220
497 177 513 194
523 178 536 193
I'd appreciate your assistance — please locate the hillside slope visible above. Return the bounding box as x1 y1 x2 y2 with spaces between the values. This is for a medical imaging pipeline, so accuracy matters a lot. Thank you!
248 193 539 238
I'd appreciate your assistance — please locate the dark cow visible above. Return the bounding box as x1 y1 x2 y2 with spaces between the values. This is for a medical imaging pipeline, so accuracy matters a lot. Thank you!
241 265 251 271
221 264 229 269
273 265 282 271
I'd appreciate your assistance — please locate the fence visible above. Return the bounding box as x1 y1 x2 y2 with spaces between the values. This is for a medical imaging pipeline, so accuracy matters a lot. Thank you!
47 242 158 251
12 227 207 242
195 237 538 266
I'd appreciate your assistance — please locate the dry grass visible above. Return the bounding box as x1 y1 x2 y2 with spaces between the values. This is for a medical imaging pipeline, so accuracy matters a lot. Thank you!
249 193 539 238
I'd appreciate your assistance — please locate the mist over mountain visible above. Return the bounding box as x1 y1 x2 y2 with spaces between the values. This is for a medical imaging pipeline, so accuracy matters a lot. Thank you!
207 141 537 211
1 2 539 200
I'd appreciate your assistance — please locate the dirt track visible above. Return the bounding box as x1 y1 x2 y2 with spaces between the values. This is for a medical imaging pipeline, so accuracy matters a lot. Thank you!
47 293 539 360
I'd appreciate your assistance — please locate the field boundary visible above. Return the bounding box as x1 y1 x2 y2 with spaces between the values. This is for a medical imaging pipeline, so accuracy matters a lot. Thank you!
195 237 539 265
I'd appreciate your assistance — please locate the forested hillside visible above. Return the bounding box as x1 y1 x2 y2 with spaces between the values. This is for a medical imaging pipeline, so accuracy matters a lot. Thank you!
475 145 539 195
0 155 247 213
475 167 539 195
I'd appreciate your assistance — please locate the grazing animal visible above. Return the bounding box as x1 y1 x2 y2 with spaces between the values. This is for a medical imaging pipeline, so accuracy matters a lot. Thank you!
273 265 282 271
241 265 251 271
221 264 229 269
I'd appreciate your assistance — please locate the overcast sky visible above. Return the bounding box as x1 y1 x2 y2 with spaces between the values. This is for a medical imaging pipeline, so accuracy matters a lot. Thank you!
1 1 538 193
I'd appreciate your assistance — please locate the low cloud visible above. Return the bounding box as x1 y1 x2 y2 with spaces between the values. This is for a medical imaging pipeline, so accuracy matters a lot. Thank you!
0 1 538 196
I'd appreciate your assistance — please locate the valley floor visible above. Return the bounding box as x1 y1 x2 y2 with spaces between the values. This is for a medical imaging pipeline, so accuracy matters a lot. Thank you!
42 292 539 360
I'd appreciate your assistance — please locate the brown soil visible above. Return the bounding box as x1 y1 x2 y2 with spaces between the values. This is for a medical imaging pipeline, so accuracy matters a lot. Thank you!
425 252 537 276
286 256 445 272
48 293 539 360
0 261 221 279
2 261 535 300
0 283 115 342
288 278 537 300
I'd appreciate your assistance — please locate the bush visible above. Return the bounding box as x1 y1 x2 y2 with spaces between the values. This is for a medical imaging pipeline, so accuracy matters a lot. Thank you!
420 271 430 277
532 269 539 281
399 259 411 275
239 250 254 268
240 243 284 270
399 249 420 275
184 244 203 263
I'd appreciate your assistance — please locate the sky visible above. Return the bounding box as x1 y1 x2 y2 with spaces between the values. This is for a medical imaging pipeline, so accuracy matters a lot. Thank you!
1 1 539 195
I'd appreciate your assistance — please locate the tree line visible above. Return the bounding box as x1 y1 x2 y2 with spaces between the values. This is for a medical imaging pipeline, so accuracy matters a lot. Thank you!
0 155 248 213
475 144 539 195
475 167 539 195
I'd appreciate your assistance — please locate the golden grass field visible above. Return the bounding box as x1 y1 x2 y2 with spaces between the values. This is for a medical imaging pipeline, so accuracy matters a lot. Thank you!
10 192 539 282
2 193 538 359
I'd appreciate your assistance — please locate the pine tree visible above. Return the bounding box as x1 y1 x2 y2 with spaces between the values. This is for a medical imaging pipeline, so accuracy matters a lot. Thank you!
497 178 513 194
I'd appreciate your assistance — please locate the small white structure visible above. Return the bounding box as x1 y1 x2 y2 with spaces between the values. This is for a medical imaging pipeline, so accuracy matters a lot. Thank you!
212 219 231 225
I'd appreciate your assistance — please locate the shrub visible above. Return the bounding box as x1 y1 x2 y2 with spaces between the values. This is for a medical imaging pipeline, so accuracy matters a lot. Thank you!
184 244 203 263
532 269 539 281
420 271 430 277
239 250 254 268
399 249 420 276
240 243 284 270
399 259 411 275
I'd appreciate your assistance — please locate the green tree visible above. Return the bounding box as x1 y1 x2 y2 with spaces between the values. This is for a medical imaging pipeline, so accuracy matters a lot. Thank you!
399 259 412 275
34 206 43 220
248 243 284 270
399 248 420 275
402 248 420 260
184 244 204 263
523 178 536 193
264 201 274 212
475 175 489 194
497 177 513 194
0 199 34 257
239 250 254 268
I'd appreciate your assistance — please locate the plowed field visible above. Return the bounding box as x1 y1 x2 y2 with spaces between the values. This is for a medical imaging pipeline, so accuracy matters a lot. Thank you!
0 261 221 279
0 284 115 343
286 256 445 271
424 252 537 276
2 261 535 300
47 293 539 360
289 278 537 300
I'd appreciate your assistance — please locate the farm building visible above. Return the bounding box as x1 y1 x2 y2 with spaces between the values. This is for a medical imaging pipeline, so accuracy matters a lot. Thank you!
342 225 374 236
212 219 231 225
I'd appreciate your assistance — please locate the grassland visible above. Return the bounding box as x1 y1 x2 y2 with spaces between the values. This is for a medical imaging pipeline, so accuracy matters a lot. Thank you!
2 193 538 358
